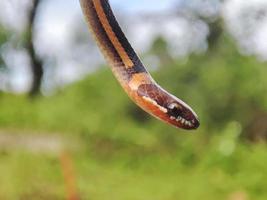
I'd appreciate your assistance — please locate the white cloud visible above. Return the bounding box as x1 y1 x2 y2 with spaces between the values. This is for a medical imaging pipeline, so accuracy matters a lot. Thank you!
0 0 31 32
35 0 82 57
111 0 179 13
223 0 267 60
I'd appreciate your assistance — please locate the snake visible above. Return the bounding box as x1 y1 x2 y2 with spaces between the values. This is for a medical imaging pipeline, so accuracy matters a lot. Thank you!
80 0 200 130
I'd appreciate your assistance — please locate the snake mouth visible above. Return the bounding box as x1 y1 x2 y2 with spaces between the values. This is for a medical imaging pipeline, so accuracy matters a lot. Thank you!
169 115 200 129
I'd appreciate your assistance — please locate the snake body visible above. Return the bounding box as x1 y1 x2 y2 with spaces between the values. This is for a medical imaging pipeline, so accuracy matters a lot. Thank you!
80 0 200 130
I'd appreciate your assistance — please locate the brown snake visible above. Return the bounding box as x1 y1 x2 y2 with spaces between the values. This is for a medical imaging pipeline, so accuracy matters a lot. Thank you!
80 0 200 130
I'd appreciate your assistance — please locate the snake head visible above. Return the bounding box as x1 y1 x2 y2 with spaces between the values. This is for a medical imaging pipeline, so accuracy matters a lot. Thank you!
166 101 200 130
137 83 200 130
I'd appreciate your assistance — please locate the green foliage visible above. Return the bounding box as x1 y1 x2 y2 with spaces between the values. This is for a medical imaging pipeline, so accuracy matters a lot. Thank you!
0 136 267 199
0 34 267 199
154 34 267 138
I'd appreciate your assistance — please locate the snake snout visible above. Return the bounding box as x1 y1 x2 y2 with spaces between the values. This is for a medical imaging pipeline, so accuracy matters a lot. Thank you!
182 107 200 129
167 101 200 130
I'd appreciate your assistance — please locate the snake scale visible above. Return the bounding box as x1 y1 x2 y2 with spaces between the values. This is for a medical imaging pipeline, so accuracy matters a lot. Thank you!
80 0 200 130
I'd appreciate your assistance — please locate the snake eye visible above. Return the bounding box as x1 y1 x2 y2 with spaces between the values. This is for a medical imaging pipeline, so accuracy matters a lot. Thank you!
167 103 182 117
168 103 179 110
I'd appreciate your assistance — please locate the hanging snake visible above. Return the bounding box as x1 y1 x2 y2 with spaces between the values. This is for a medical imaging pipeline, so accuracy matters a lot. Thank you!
80 0 200 130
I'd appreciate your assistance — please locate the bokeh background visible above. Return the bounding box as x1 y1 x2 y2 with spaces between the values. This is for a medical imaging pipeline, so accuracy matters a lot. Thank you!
0 0 267 199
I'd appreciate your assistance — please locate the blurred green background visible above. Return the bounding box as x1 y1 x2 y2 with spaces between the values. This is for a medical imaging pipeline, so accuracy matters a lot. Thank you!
0 0 267 199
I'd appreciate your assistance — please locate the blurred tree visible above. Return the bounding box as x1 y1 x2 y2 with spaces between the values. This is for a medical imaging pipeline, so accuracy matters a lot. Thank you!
0 26 9 92
205 19 223 50
25 0 43 97
0 27 6 69
174 0 224 50
136 1 267 142
150 36 173 66
0 24 10 65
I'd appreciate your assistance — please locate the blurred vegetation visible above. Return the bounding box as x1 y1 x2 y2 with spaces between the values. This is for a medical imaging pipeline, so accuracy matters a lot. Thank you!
1 1 267 199
0 26 7 69
0 31 267 199
25 0 44 96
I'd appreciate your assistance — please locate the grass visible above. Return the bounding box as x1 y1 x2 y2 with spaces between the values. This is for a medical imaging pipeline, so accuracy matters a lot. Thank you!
0 141 267 200
1 45 267 199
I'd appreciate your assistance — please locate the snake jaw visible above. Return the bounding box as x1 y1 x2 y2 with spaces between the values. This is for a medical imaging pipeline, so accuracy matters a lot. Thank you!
168 115 200 130
168 110 200 129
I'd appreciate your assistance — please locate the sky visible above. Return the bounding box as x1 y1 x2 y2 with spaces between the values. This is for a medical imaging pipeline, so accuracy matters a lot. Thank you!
0 0 267 93
36 0 181 55
36 0 267 61
0 0 191 92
